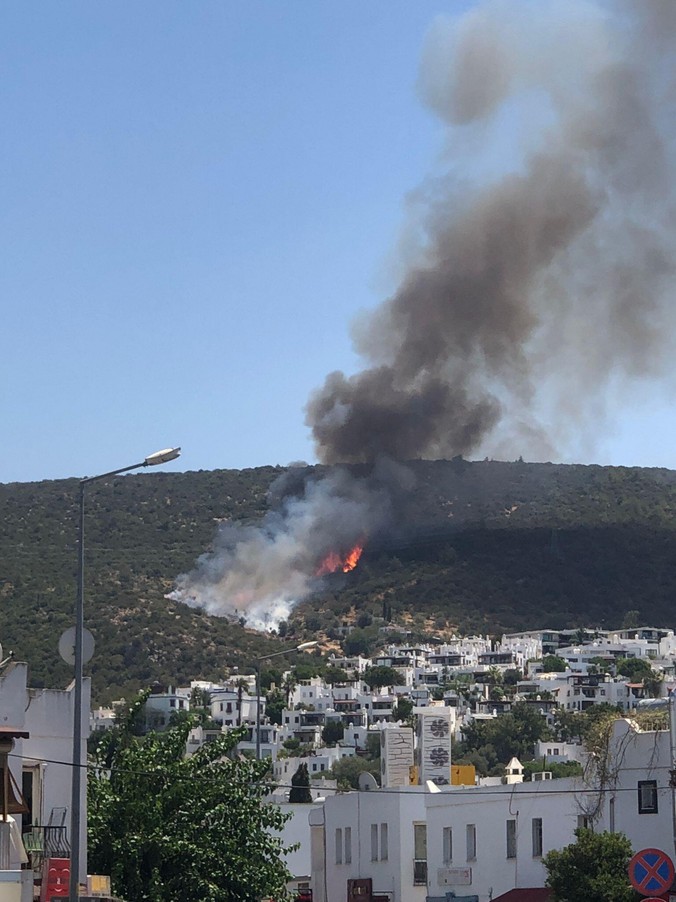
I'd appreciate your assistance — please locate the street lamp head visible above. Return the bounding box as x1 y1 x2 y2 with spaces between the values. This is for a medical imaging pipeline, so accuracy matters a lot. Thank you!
296 641 319 651
145 447 181 466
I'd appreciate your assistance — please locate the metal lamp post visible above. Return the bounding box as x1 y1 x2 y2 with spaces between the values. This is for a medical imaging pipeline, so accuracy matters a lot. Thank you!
254 641 318 760
69 447 180 901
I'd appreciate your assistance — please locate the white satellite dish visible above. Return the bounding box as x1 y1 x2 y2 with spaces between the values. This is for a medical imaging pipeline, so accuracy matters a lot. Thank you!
358 772 378 792
58 627 95 666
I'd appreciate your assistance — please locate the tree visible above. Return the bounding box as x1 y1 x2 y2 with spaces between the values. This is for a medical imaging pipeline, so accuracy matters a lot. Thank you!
542 655 568 673
265 688 285 726
330 755 380 791
88 695 292 902
288 762 312 803
321 720 345 746
362 665 404 691
616 657 653 681
544 828 634 902
342 629 373 657
392 697 414 723
324 666 350 685
282 671 297 706
457 702 550 773
234 678 249 727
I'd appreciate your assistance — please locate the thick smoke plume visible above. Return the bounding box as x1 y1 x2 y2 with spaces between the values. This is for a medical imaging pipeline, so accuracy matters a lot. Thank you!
308 0 676 464
175 0 676 626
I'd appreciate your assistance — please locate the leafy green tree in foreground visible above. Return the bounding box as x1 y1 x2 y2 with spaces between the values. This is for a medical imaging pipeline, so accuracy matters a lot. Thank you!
544 828 633 902
88 695 292 902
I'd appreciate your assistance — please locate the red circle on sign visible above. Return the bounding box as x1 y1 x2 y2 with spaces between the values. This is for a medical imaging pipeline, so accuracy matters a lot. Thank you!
628 848 675 896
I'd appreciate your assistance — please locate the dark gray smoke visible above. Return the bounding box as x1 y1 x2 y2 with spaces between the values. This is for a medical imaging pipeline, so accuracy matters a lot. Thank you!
307 0 676 465
175 0 676 626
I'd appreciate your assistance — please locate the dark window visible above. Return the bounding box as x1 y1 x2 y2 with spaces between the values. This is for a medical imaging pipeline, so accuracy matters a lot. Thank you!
414 823 427 885
532 818 543 857
638 780 658 814
413 860 427 886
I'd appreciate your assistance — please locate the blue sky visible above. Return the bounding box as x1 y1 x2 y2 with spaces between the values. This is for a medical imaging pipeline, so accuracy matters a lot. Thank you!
2 1 674 483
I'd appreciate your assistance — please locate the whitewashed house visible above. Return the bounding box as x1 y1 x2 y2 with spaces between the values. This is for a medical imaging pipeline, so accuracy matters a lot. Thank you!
310 710 676 902
0 659 90 898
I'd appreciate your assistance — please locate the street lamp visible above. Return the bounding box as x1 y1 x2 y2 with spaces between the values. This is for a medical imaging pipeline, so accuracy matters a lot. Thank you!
254 641 318 760
69 447 180 902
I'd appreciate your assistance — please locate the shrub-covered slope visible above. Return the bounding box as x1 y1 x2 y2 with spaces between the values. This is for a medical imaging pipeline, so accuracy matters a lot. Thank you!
2 459 676 701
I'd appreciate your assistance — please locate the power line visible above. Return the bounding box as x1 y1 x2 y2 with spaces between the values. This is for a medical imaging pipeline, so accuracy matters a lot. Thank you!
9 751 670 796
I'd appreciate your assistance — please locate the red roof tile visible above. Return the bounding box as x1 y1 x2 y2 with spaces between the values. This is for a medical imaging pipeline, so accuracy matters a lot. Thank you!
491 889 552 902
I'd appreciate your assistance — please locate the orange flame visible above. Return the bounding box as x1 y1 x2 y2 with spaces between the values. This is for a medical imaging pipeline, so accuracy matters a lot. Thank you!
316 541 364 576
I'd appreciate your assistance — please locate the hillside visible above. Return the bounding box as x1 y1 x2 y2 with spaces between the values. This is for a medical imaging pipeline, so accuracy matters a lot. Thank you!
2 458 676 702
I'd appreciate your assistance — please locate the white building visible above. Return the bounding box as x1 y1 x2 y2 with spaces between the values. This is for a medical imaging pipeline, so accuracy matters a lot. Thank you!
143 684 191 730
310 712 676 902
310 787 427 902
0 659 90 899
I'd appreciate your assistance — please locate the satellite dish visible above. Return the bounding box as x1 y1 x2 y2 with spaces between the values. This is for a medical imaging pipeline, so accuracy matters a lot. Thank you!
58 627 95 666
358 772 378 792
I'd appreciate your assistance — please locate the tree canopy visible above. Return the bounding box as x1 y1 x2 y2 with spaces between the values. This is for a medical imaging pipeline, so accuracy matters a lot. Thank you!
544 828 634 902
362 665 404 690
542 655 568 673
288 763 312 803
616 656 653 680
455 702 551 774
88 695 293 901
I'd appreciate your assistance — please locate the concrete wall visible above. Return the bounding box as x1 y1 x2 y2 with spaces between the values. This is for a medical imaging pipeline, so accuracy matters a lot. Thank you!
0 662 90 883
312 789 427 902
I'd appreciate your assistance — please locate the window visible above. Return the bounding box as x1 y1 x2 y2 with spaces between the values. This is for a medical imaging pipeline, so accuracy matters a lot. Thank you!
371 824 378 862
443 827 453 863
335 828 343 865
506 820 517 859
609 797 615 832
413 823 427 885
344 827 352 864
532 818 543 857
380 823 388 861
577 815 592 830
466 824 477 861
638 780 658 814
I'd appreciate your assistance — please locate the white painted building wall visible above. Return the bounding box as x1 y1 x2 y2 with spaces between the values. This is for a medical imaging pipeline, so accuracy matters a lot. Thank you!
310 788 427 902
0 662 90 887
311 716 676 902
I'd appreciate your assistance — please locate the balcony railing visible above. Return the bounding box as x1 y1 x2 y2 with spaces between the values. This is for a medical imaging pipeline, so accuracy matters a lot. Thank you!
23 825 71 870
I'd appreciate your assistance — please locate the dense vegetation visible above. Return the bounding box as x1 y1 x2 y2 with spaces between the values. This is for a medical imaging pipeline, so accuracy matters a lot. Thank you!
89 693 291 901
3 458 676 702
